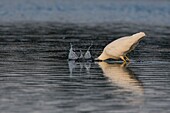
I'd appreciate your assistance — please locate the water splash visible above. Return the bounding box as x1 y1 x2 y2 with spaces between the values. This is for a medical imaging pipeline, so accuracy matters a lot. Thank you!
84 42 93 60
79 50 84 60
68 43 93 61
68 43 78 60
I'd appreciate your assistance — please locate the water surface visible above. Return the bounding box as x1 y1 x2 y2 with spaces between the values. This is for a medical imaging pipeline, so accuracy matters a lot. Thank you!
0 22 170 113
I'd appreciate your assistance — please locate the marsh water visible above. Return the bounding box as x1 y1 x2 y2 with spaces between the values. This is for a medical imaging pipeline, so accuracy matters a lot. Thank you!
0 22 170 113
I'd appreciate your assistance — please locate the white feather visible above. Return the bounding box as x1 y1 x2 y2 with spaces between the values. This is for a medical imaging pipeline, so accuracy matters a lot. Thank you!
97 32 146 60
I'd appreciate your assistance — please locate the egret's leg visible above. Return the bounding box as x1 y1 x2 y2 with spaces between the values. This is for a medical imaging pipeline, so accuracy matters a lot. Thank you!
120 56 126 63
121 62 130 68
120 62 126 67
125 55 130 62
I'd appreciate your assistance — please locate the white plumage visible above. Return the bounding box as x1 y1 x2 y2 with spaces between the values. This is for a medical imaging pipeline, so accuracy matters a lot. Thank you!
96 32 146 62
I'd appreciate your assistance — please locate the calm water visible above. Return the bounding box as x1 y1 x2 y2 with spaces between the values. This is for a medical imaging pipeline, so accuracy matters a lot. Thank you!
0 22 170 113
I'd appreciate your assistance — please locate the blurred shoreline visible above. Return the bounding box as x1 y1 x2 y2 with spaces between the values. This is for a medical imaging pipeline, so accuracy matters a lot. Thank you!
0 0 170 26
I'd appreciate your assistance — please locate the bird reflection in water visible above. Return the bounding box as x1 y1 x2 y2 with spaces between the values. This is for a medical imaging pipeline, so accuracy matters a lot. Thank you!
68 61 91 76
68 61 144 95
97 62 144 95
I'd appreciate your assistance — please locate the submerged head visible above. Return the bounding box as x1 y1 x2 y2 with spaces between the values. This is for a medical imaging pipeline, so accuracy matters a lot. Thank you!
95 51 111 61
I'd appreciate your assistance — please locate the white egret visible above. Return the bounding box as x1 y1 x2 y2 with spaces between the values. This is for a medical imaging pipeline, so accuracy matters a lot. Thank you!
96 32 146 62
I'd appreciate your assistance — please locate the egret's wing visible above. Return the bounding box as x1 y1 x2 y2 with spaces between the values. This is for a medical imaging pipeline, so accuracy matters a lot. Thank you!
104 45 124 59
126 32 145 52
104 37 131 56
123 36 143 53
127 41 139 53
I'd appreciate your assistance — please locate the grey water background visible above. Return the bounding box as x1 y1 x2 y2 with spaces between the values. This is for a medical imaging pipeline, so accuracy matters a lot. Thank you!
0 0 170 26
0 0 170 113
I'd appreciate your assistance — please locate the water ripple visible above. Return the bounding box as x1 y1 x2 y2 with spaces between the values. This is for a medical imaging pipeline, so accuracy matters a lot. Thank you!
0 23 170 113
